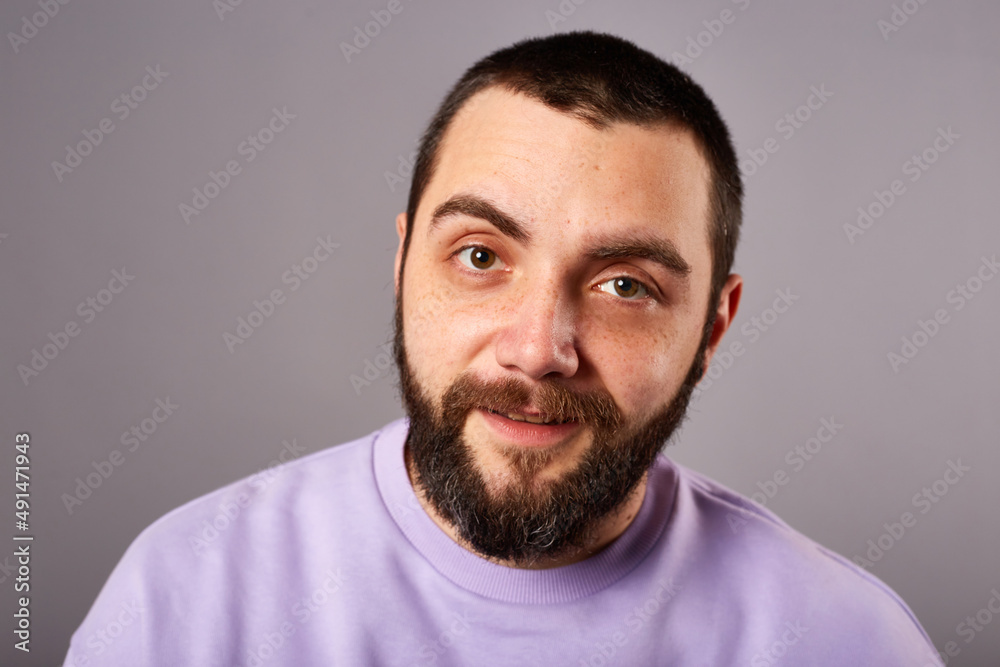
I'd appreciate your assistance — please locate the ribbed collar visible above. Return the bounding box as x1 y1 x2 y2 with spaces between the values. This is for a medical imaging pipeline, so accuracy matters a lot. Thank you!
373 418 678 604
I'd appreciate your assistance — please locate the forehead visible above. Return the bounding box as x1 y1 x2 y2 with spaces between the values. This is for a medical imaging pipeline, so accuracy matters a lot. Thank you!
422 87 712 242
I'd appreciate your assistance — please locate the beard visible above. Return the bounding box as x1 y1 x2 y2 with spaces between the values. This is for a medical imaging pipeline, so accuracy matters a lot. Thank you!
393 293 712 567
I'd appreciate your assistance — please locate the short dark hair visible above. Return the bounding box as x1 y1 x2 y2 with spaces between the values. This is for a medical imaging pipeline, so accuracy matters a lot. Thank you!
402 30 742 314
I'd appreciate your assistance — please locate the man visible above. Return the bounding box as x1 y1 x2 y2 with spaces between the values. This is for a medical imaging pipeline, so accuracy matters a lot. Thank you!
65 31 939 666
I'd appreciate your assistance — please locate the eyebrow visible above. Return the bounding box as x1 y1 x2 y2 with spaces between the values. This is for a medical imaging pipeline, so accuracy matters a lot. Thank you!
587 237 692 280
428 195 531 243
428 193 691 279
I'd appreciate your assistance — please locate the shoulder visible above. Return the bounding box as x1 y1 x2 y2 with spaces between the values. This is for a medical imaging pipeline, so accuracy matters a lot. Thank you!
652 457 939 664
63 420 401 667
138 423 381 555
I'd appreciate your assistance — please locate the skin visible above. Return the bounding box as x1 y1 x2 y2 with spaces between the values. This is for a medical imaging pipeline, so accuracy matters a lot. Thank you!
394 86 742 569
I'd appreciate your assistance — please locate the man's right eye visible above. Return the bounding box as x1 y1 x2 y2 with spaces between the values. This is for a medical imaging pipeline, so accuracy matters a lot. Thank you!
456 246 503 271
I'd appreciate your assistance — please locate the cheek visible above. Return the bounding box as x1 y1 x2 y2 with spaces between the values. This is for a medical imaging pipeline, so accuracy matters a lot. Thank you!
401 265 498 392
581 313 696 417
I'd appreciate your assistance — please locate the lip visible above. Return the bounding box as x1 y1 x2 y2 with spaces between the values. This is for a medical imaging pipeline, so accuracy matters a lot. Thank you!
476 408 581 448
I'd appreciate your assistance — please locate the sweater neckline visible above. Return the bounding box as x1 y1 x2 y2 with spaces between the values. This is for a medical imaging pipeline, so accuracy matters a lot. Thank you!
373 418 678 604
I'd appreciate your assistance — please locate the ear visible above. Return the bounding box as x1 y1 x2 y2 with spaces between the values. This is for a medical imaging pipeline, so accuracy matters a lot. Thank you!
701 274 743 376
393 211 407 296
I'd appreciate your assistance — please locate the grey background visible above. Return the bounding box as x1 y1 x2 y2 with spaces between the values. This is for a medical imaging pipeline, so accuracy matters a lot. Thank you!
1 0 997 664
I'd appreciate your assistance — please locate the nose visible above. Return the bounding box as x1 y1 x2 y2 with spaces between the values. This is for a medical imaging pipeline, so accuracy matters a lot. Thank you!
494 286 580 380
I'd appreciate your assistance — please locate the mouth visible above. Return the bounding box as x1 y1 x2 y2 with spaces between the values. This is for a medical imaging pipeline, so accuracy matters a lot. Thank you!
477 407 581 448
486 408 574 426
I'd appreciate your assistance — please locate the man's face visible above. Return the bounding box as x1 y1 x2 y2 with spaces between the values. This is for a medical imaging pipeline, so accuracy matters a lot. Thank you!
394 87 734 565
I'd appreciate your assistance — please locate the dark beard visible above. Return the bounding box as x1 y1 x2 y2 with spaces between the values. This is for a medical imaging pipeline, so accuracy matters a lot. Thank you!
393 295 711 567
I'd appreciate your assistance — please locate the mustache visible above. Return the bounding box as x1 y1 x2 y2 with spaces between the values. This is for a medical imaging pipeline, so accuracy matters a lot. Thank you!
441 373 622 431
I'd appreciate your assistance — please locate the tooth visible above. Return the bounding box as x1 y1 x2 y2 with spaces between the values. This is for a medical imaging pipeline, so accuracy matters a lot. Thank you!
505 412 556 425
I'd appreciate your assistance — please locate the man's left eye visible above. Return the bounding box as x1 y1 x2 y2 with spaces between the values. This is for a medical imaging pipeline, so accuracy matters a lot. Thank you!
596 277 649 300
457 246 504 271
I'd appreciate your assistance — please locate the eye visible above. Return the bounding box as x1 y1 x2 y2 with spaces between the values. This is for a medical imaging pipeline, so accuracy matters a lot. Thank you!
457 246 504 271
596 276 650 300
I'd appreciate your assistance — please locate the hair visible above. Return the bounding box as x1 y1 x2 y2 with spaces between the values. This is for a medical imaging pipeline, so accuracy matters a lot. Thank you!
401 30 742 325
